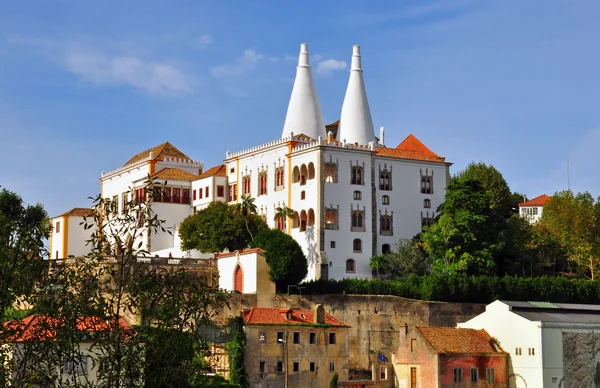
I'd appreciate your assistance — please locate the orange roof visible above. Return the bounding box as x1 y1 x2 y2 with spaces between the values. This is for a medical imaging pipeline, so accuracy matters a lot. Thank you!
417 327 505 355
57 207 94 218
5 315 133 342
152 167 200 181
198 164 227 180
376 134 446 163
215 248 266 259
123 142 192 167
519 194 551 207
243 307 349 327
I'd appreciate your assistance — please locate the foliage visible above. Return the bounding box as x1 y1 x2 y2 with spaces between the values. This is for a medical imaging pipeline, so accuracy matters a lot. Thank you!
329 372 339 388
251 229 308 292
233 195 259 241
0 188 49 321
301 275 600 304
421 179 500 275
179 201 267 253
228 317 248 388
539 190 600 279
370 239 428 279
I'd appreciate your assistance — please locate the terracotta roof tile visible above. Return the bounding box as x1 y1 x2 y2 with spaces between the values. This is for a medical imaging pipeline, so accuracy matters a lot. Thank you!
376 134 446 163
215 248 266 259
197 164 227 180
417 327 505 354
243 307 349 327
123 142 192 167
5 315 133 342
152 168 200 181
58 208 94 218
519 194 551 207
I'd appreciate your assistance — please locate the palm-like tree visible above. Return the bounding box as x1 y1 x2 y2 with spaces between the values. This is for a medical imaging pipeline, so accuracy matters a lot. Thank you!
233 195 258 240
274 206 295 232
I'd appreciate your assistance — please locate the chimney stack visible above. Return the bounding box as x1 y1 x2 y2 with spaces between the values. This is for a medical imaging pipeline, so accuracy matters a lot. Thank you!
314 304 325 325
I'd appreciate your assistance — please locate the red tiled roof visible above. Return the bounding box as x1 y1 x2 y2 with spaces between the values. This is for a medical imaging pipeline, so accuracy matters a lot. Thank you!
5 315 133 342
152 167 200 181
417 327 505 354
123 142 192 167
57 207 94 218
215 248 266 259
197 164 227 180
376 134 446 163
519 194 551 207
243 308 349 327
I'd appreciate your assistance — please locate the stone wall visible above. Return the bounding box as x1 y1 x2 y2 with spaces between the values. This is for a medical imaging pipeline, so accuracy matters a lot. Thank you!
563 332 600 388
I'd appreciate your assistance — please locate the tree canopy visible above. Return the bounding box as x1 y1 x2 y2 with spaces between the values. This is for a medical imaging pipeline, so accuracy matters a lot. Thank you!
179 201 268 253
250 229 307 291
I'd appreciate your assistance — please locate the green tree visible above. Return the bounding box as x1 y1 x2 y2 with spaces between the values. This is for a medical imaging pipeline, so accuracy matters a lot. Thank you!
540 190 600 279
251 229 307 291
0 188 49 321
179 201 267 253
233 195 258 240
370 239 428 279
421 179 499 275
274 206 294 231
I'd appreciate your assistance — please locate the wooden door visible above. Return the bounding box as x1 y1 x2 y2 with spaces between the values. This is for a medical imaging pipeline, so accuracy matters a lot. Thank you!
411 367 417 388
234 265 243 292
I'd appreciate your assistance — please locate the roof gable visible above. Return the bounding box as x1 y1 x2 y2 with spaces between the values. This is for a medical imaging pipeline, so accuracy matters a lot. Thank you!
243 308 348 327
417 327 504 354
56 207 94 218
519 194 551 207
197 164 227 180
123 142 192 167
375 134 446 163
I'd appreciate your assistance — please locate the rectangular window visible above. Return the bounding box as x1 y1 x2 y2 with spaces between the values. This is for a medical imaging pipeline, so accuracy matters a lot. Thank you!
293 332 300 344
229 184 237 202
328 332 336 345
486 368 495 383
528 347 535 356
259 361 265 375
193 189 197 201
353 191 361 200
112 195 118 214
182 189 190 204
310 362 316 372
411 339 417 352
453 368 463 383
205 187 209 198
55 221 60 233
351 166 363 185
470 368 478 382
330 241 336 248
172 188 181 204
277 332 284 344
380 366 388 380
198 187 203 199
293 362 299 372
515 347 522 355
309 332 316 344
122 192 128 213
258 332 266 344
277 361 283 373
329 362 335 372
217 185 225 197
230 168 235 174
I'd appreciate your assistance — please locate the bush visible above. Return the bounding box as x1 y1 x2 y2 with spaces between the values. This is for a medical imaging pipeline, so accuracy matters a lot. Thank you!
301 275 600 304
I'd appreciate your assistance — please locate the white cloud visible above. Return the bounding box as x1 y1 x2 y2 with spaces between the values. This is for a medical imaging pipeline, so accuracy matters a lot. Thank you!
210 49 264 78
315 59 347 76
285 54 297 61
64 49 192 94
196 33 213 49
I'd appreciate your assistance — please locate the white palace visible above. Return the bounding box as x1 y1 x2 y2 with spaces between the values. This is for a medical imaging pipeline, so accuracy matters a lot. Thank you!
50 43 452 281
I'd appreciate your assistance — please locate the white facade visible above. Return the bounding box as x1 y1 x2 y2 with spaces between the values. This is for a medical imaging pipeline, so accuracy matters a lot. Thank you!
50 209 94 259
459 300 600 388
518 194 551 224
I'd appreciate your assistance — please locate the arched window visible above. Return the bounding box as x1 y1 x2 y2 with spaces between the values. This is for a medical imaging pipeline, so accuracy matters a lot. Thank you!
308 162 315 180
300 210 307 232
325 162 338 183
274 166 285 191
277 217 286 231
424 199 431 209
308 209 315 227
346 259 356 273
353 239 362 253
292 212 300 229
325 207 339 230
292 166 300 183
234 265 243 292
351 210 365 232
382 244 391 254
300 164 308 185
351 166 364 185
382 195 390 205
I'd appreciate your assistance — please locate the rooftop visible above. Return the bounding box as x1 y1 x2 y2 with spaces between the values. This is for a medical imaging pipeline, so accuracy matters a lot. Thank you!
519 194 551 207
152 167 200 181
376 134 447 163
197 164 227 179
123 142 193 167
56 207 94 218
501 300 600 324
243 307 348 327
216 248 266 259
417 327 505 355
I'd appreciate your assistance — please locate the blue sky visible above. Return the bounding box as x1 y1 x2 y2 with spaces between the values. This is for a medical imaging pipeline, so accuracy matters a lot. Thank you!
2 0 600 217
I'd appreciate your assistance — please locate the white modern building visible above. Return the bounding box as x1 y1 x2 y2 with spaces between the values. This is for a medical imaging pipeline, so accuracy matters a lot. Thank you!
459 300 600 388
51 43 452 281
518 194 551 223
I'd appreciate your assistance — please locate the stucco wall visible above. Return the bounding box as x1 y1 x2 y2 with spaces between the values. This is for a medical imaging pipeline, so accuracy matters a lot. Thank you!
393 326 438 388
439 355 508 388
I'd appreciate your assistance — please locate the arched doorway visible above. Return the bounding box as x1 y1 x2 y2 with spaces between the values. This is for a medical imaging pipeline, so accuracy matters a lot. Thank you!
234 265 243 293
